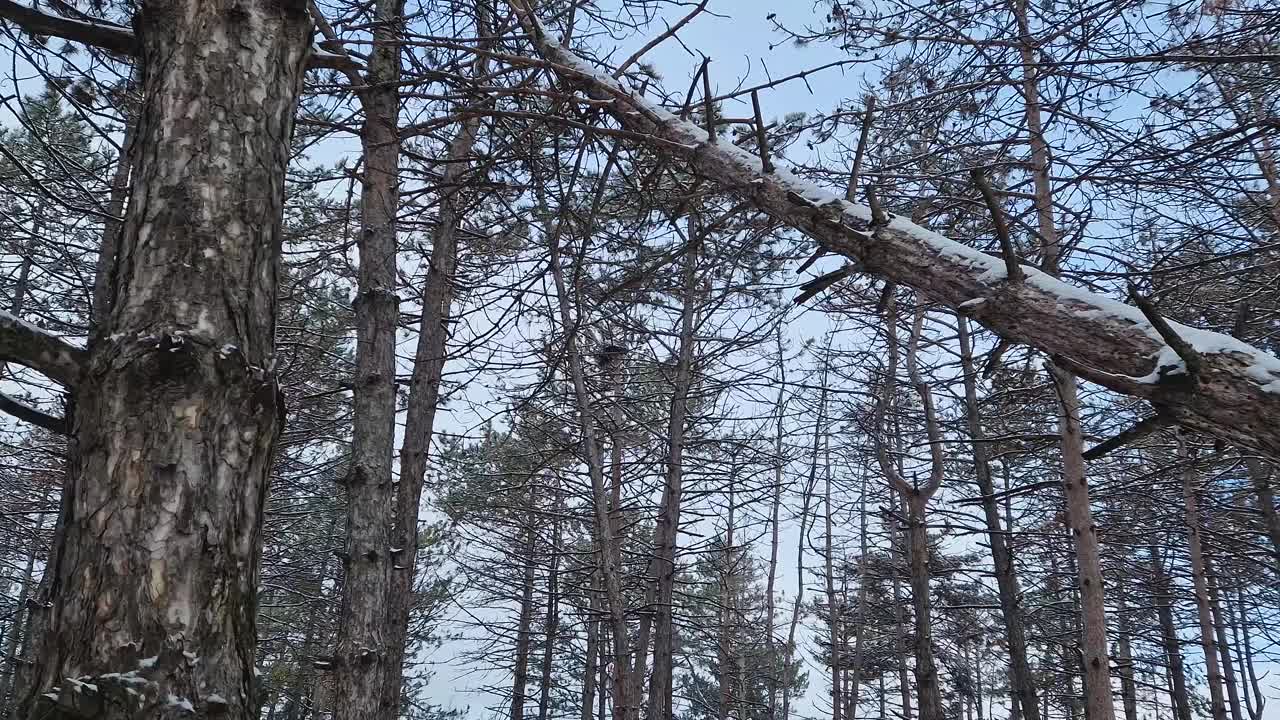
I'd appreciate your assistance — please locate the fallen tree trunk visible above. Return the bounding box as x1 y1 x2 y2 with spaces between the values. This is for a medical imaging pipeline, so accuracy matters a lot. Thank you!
506 0 1280 459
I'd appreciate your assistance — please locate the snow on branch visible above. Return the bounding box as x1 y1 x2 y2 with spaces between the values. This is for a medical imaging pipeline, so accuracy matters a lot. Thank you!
0 0 358 71
0 310 87 388
506 0 1280 458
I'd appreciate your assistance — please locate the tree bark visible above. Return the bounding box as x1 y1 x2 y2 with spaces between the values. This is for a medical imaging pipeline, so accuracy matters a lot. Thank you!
332 0 403 713
1048 365 1116 720
764 326 786 720
536 487 561 720
1150 546 1192 720
1243 459 1280 568
381 90 488 720
543 154 631 720
957 317 1041 720
646 220 701 720
1205 564 1244 720
1177 434 1229 720
511 511 538 720
9 0 310 715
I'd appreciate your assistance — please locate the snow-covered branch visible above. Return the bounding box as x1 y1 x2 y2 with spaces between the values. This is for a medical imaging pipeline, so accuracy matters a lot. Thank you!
0 310 86 388
507 0 1280 459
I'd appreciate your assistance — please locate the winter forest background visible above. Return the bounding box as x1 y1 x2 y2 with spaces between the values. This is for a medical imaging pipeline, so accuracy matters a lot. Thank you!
0 0 1278 720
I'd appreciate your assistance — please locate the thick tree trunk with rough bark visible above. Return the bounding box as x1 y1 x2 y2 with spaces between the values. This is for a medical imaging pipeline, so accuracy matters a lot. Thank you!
6 0 310 716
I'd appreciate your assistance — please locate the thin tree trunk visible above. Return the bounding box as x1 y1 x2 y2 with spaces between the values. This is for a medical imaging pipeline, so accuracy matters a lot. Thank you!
582 565 600 720
1233 588 1264 720
957 317 1041 720
512 511 538 720
1177 434 1229 720
1048 365 1115 720
92 108 135 330
891 492 912 720
332 0 404 714
824 429 842 720
719 482 737 720
845 470 870 719
382 87 489 720
646 219 701 720
1243 459 1280 568
544 153 631 720
781 427 819 720
1115 593 1137 720
1205 564 1243 720
1150 547 1192 720
537 485 561 720
875 303 944 720
12 0 309 714
0 486 53 717
765 326 786 720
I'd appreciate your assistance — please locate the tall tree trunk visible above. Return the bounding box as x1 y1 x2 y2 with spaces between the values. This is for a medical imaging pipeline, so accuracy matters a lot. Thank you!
844 470 871 719
1177 434 1229 720
718 484 737 720
382 98 489 720
824 431 842 720
957 317 1041 720
646 220 701 720
544 158 631 720
537 488 561 720
904 495 942 720
781 431 818 720
582 568 601 720
511 512 538 720
1151 547 1192 720
875 303 944 720
764 326 787 720
1243 459 1280 569
332 0 405 714
891 493 913 720
1205 564 1243 720
12 0 310 714
1048 365 1115 720
1115 593 1138 720
1232 588 1264 720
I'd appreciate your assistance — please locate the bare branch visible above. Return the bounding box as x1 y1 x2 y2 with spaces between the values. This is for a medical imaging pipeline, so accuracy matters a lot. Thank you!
1082 415 1169 461
970 168 1022 283
0 391 67 434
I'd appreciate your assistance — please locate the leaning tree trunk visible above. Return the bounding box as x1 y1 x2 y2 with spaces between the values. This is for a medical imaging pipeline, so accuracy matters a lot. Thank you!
9 0 311 715
506 0 1280 459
